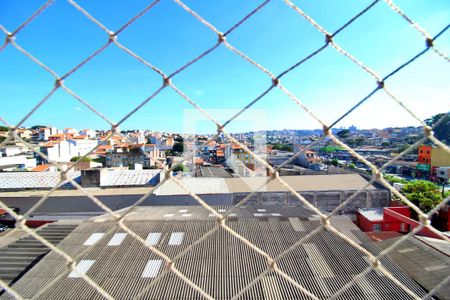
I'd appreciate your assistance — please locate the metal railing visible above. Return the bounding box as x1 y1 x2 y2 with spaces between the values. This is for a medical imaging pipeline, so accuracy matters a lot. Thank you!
0 0 449 299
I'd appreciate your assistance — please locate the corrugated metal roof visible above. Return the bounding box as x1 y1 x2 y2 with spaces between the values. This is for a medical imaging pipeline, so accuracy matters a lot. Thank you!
141 260 163 278
145 232 161 246
107 233 127 246
168 232 184 246
100 170 160 187
377 236 450 300
1 205 430 300
68 260 95 278
0 171 80 190
83 233 105 246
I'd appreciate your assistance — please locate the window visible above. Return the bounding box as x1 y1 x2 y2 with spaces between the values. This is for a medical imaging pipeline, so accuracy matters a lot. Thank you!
373 224 381 232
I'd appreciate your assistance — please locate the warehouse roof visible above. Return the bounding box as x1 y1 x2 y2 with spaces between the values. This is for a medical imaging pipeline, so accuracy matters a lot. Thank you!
0 171 80 190
155 174 376 195
1 204 428 300
377 235 450 300
0 169 160 190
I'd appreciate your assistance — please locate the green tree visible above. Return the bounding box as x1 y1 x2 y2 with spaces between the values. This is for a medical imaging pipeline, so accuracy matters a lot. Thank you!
174 136 184 143
331 158 339 167
70 156 93 162
0 126 9 132
30 125 46 130
173 164 188 172
270 143 293 152
400 180 443 213
396 144 410 153
0 136 5 143
425 113 449 144
336 129 350 139
384 175 408 184
172 142 186 154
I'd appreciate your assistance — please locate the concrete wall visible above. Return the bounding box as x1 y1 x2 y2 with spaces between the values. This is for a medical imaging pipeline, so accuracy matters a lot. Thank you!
232 189 390 213
0 189 389 215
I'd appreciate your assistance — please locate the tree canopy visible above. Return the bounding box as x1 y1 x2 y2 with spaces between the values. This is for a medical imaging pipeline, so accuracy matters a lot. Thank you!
172 142 186 153
30 125 47 130
270 143 293 152
425 113 449 144
70 156 93 162
400 180 443 213
336 129 350 139
173 164 188 173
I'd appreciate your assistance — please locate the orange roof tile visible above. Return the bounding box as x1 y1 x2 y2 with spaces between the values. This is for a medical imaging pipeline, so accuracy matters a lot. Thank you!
41 141 58 148
30 164 52 172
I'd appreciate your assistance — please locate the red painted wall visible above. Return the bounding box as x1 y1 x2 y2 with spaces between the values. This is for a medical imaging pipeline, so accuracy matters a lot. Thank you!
356 211 374 231
356 207 410 233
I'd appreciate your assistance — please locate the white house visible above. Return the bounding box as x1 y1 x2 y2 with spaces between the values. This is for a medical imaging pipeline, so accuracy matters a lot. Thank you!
79 129 97 139
40 138 98 163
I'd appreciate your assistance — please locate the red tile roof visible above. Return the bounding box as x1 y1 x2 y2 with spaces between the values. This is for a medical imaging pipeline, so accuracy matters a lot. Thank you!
30 164 52 172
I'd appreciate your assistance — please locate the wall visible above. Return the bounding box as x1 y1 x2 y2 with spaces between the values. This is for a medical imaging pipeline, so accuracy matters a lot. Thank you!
233 189 390 213
0 189 389 216
431 147 450 167
356 212 376 231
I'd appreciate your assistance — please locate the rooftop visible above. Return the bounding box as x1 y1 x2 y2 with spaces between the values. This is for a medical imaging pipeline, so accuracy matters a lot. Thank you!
0 205 428 300
0 169 160 191
357 208 384 221
155 174 376 195
377 235 450 300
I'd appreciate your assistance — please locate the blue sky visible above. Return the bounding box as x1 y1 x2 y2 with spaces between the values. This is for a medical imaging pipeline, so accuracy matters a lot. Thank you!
0 0 449 134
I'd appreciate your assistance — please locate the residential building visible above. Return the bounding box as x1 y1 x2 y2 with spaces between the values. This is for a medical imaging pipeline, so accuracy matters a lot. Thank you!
39 138 98 163
418 145 432 164
165 136 174 147
16 128 33 140
78 129 97 139
0 155 36 170
106 144 163 169
417 145 450 180
127 131 146 144
0 144 28 157
63 128 78 135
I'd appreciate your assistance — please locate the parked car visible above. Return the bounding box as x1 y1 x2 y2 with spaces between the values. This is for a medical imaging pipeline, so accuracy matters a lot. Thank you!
0 223 8 233
0 207 20 228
